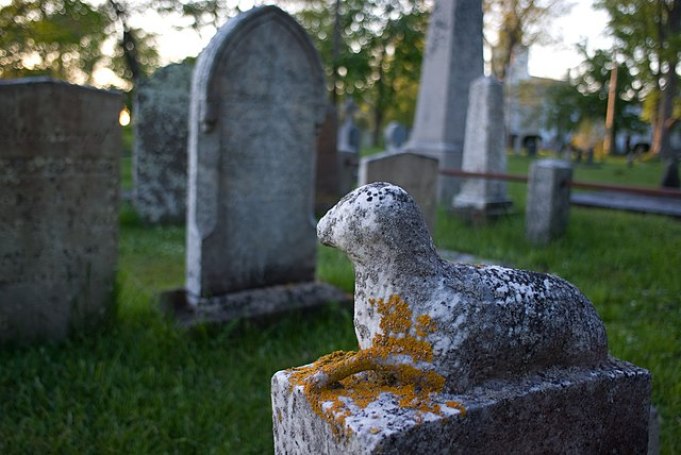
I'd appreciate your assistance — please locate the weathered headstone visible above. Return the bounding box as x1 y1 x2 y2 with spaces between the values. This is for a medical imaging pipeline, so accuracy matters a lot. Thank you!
176 6 347 320
453 76 513 221
315 104 341 213
403 0 484 203
358 152 439 232
525 159 572 244
384 121 408 152
338 99 360 194
133 62 193 223
272 183 651 454
0 78 121 343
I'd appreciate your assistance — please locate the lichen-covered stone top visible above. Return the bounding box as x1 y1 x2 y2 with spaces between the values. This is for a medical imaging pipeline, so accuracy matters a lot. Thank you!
315 182 608 394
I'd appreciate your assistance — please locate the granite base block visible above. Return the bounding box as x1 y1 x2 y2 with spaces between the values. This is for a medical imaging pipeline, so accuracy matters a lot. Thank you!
272 359 650 454
161 282 350 327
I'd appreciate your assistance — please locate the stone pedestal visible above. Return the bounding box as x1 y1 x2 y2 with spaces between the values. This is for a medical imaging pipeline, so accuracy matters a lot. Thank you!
525 159 572 244
272 359 650 454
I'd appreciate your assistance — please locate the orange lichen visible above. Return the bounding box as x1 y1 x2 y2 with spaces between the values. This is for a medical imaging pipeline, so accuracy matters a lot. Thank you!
288 294 464 437
446 401 467 417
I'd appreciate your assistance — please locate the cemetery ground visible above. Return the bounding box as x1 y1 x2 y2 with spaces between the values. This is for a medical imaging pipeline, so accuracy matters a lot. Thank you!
1 155 680 453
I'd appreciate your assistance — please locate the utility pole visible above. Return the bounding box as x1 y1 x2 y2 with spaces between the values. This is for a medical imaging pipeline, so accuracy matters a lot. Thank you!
603 54 618 156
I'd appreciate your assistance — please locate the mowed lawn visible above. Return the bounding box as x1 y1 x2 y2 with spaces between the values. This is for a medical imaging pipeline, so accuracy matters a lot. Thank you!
1 154 679 453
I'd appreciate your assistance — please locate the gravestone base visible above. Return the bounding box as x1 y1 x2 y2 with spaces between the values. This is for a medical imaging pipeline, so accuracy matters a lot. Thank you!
272 358 650 454
451 200 513 224
161 283 350 327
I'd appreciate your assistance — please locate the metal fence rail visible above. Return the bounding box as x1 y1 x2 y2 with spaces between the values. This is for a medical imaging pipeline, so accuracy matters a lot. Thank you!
440 169 681 199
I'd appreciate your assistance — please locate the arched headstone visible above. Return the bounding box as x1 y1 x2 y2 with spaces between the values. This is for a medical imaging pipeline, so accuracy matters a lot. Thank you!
184 6 337 312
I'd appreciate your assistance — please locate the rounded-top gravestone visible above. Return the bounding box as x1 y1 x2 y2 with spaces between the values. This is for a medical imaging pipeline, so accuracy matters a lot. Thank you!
186 6 327 300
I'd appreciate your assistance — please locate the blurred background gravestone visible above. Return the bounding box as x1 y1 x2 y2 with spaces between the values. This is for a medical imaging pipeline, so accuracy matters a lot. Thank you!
133 62 193 224
358 152 439 232
384 121 408 152
526 159 573 245
315 103 341 213
403 0 484 203
453 76 513 221
337 99 360 194
170 6 347 323
0 78 121 344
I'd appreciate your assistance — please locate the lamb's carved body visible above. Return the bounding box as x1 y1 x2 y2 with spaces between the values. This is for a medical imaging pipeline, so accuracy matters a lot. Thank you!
316 182 608 393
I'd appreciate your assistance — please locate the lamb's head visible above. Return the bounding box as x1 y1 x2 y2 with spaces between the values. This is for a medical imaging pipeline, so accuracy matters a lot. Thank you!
317 182 435 266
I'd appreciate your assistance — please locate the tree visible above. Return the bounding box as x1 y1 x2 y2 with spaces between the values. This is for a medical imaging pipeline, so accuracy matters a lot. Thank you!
597 0 681 187
0 0 110 83
484 0 571 80
0 0 161 87
295 0 428 144
545 46 645 153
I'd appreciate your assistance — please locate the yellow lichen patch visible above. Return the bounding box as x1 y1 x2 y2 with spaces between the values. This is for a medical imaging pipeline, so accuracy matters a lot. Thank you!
445 401 467 417
415 314 437 338
288 294 462 437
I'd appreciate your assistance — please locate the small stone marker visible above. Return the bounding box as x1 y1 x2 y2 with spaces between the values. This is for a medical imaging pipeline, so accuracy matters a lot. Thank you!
169 6 347 322
403 0 484 203
383 121 407 152
133 62 193 223
358 152 439 232
453 76 512 221
272 183 651 453
526 159 572 244
0 78 121 343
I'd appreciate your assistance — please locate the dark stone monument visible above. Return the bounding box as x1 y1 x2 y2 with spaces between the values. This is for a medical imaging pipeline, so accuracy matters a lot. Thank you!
0 78 122 343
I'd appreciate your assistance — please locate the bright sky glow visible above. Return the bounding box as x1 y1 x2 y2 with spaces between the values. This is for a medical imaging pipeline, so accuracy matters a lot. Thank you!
528 0 613 80
141 0 612 83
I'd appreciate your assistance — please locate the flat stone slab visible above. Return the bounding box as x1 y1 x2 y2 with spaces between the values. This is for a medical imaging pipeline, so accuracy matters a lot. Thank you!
161 282 350 327
272 358 650 454
571 191 681 218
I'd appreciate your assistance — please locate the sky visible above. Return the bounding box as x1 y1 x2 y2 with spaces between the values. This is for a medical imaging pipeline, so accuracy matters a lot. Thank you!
137 0 613 83
528 0 613 80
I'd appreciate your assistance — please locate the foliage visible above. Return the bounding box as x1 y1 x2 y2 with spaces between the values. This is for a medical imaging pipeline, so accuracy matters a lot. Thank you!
0 0 160 86
1 157 680 453
545 46 647 150
294 0 428 143
0 0 110 82
596 0 680 160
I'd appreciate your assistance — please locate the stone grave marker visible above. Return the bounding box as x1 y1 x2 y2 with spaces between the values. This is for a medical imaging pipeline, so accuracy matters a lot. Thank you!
403 0 484 203
133 62 193 223
526 159 572 245
453 76 513 221
383 121 408 152
165 6 348 323
358 151 439 232
272 183 651 454
0 78 122 343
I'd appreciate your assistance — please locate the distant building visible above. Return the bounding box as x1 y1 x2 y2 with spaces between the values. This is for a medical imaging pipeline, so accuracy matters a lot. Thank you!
504 47 563 154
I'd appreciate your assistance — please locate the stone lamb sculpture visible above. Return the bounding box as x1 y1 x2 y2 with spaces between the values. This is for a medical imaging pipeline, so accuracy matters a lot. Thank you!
312 182 608 393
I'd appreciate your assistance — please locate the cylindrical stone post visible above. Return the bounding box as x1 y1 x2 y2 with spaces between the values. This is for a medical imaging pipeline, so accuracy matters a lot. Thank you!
525 159 572 244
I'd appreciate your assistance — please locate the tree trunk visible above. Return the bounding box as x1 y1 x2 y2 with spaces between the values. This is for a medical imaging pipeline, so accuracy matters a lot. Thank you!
109 0 143 82
656 0 680 187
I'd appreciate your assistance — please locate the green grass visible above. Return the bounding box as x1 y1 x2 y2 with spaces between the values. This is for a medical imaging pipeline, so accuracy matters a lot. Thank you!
1 157 680 453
